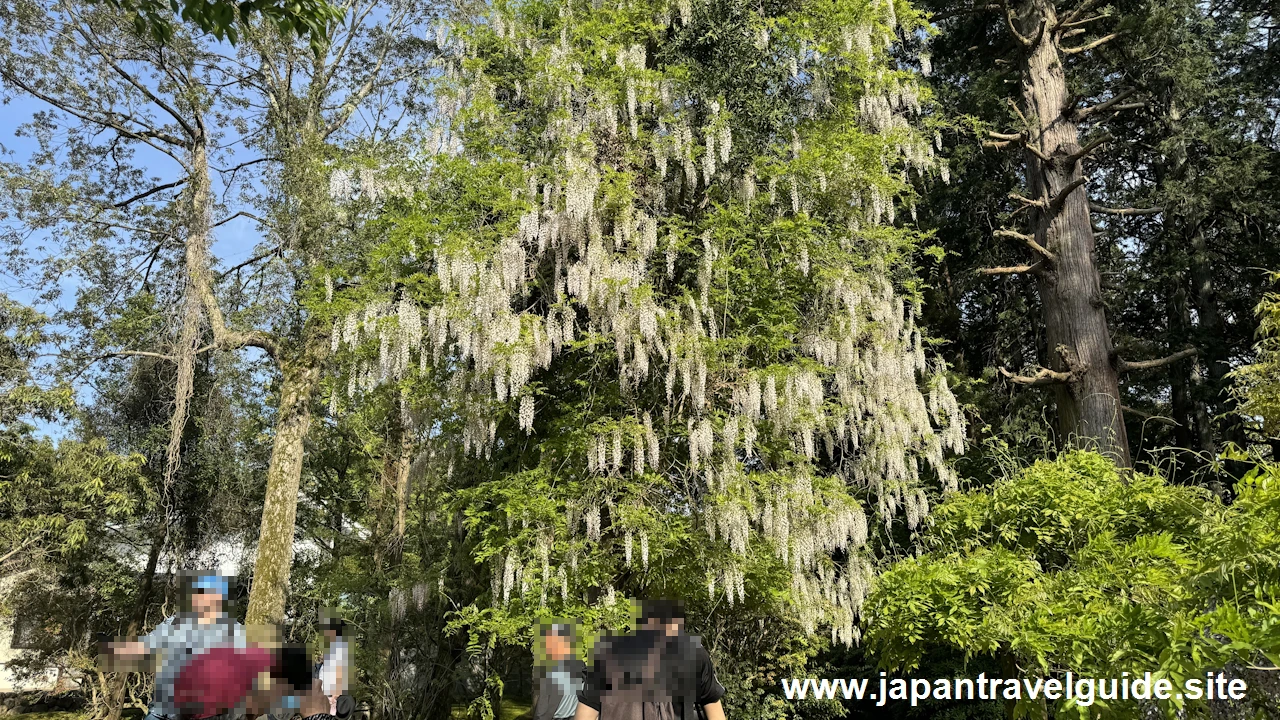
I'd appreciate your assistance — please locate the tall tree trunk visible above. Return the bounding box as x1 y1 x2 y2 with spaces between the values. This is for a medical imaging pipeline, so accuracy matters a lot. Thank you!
393 415 412 544
1189 228 1228 382
105 530 165 720
372 410 413 569
183 126 321 628
1188 225 1235 451
246 332 326 625
1017 0 1131 466
1189 355 1216 455
237 4 417 626
378 411 414 720
1166 107 1225 453
1169 287 1196 452
173 105 300 628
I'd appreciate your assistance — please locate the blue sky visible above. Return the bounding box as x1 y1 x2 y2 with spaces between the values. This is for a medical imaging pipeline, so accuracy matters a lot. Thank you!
1 13 430 440
1 89 266 438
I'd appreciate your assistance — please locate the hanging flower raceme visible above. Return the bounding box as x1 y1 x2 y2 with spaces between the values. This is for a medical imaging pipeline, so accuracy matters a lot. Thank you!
336 0 962 646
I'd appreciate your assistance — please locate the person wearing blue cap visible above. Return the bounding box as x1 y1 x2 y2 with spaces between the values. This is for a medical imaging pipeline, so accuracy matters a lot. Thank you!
103 572 245 720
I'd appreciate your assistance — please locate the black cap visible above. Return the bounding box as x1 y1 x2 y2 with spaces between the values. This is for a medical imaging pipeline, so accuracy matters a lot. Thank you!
640 599 685 623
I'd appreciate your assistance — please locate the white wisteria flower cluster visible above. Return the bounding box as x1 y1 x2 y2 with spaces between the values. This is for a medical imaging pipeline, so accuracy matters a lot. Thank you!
330 0 959 645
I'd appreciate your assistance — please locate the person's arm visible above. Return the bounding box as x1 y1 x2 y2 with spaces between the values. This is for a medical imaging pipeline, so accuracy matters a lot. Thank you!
532 672 555 720
112 616 174 657
108 640 148 656
575 652 603 720
531 675 540 720
702 701 726 720
333 663 345 698
694 644 726 712
98 640 147 672
231 621 248 649
299 685 332 717
99 617 171 670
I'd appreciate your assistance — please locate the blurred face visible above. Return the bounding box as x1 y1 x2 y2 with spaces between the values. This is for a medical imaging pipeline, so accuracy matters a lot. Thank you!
642 617 682 635
191 590 224 617
544 633 571 660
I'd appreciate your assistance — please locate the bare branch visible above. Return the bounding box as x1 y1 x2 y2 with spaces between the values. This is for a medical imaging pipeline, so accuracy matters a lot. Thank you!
1008 99 1032 130
114 178 187 209
1121 405 1179 426
1065 133 1112 164
993 228 1034 242
1062 32 1121 54
323 22 402 139
978 261 1045 275
108 350 180 361
1061 12 1110 29
995 229 1056 261
182 151 279 361
210 211 269 230
190 246 279 359
1025 142 1051 163
323 0 380 88
1106 102 1146 114
1059 0 1108 28
0 535 40 566
77 217 177 239
1048 177 1088 215
1089 202 1163 216
985 131 1051 162
999 365 1072 386
1117 347 1199 372
1010 192 1048 209
212 157 277 174
217 247 281 280
68 20 199 142
1073 87 1140 121
0 71 189 165
72 345 218 388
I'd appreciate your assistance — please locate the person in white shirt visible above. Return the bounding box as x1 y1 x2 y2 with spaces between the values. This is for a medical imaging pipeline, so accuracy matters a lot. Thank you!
317 616 350 715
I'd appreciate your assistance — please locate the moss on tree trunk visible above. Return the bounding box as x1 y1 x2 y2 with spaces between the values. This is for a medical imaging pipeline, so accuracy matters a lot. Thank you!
246 331 326 625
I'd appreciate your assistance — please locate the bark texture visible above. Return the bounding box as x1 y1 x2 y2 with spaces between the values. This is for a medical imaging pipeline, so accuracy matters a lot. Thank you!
176 117 299 625
1015 0 1131 466
393 418 412 542
245 333 326 625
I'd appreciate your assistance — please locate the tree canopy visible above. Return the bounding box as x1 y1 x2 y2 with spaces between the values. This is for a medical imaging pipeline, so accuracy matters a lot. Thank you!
0 0 1278 716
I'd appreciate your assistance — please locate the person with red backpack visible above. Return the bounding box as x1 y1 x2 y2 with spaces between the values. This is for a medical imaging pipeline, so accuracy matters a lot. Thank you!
101 574 244 720
575 600 726 720
169 635 331 720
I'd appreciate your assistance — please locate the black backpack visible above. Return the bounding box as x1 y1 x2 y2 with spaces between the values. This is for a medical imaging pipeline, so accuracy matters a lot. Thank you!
597 632 701 720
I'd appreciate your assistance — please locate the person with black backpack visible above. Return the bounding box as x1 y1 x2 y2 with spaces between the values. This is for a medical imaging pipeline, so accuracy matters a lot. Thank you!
574 600 726 720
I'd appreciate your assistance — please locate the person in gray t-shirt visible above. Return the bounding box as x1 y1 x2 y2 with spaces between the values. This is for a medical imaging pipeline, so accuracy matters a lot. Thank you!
534 623 585 720
104 574 244 720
